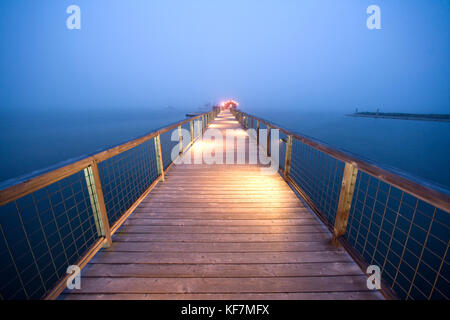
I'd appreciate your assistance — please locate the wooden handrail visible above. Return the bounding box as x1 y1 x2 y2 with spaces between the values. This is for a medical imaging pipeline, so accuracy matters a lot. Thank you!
0 112 210 207
235 110 450 213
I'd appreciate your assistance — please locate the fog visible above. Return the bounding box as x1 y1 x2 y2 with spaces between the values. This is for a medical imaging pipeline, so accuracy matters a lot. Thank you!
1 0 449 115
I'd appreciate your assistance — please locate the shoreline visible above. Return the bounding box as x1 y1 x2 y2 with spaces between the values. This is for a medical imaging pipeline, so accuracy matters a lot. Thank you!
348 113 450 122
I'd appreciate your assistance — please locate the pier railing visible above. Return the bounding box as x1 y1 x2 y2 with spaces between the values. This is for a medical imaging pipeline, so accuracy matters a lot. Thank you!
0 109 218 300
233 109 449 300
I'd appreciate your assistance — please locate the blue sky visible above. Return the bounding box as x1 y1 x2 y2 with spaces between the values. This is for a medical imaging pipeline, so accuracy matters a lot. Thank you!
0 0 449 113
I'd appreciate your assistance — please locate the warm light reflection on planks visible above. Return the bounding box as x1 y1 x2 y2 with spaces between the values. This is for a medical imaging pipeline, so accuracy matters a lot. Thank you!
62 110 383 300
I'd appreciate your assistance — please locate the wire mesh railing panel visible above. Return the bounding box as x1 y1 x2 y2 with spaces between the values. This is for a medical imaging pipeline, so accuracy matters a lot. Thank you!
160 129 180 170
248 118 254 130
345 170 449 300
98 139 159 226
0 171 99 299
289 139 345 225
193 119 202 139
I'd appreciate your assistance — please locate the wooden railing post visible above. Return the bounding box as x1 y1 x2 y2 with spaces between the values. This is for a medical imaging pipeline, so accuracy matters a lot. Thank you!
178 125 183 155
84 162 112 247
256 120 260 146
202 115 206 133
284 135 293 178
332 162 358 246
266 124 271 157
154 134 164 181
190 120 194 143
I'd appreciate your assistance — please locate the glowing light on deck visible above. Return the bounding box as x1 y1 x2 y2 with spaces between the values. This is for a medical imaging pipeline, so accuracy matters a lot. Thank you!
220 99 239 109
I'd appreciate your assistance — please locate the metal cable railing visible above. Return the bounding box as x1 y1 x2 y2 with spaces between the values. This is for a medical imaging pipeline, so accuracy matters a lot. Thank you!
289 139 344 225
0 109 218 300
98 138 159 226
0 171 99 299
233 109 450 300
346 171 449 299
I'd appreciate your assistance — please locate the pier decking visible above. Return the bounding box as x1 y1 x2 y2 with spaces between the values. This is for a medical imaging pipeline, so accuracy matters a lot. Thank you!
62 111 383 300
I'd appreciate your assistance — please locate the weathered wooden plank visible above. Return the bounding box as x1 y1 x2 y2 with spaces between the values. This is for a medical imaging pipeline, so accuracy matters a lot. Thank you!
62 276 370 293
132 207 310 214
112 233 330 242
129 212 313 219
118 225 326 234
62 291 384 300
156 180 289 184
153 186 292 190
149 190 297 195
104 241 337 253
141 199 303 204
143 195 299 201
146 193 298 198
136 202 305 209
165 173 282 177
150 188 294 192
122 218 318 226
161 179 288 183
80 262 359 278
90 251 352 264
155 181 290 184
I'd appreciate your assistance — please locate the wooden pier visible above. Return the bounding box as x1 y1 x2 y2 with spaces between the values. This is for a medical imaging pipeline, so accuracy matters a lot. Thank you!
2 107 447 300
61 110 383 300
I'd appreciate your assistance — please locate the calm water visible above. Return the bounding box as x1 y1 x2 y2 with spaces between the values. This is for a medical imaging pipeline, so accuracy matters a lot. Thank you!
0 108 193 186
0 108 449 191
254 110 450 191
